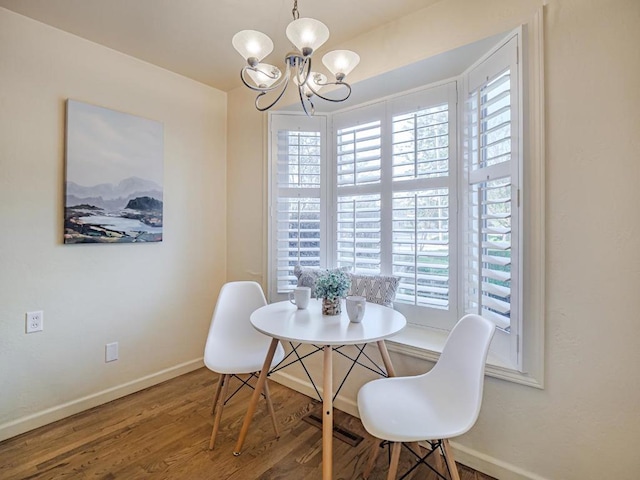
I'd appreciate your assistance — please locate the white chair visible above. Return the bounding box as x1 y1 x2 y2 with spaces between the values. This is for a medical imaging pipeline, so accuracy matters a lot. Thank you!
357 314 495 480
204 281 285 450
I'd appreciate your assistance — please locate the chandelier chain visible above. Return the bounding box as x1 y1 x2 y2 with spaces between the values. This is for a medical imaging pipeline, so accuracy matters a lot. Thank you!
292 0 299 20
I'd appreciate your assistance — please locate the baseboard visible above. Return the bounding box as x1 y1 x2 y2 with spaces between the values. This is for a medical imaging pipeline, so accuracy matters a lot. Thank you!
450 442 551 480
269 372 550 480
0 358 203 443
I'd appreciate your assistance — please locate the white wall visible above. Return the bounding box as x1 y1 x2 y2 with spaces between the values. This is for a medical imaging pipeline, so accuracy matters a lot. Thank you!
226 0 640 478
0 8 227 440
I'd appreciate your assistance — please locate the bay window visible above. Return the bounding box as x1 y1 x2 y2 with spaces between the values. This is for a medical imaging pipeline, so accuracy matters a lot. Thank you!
268 27 544 383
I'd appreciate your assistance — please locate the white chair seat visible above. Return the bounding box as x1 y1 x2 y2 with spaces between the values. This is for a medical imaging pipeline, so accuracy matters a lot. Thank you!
358 374 473 443
205 338 284 374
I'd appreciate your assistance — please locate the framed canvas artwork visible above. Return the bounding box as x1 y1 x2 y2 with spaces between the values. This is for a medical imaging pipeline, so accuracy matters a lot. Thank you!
64 100 164 244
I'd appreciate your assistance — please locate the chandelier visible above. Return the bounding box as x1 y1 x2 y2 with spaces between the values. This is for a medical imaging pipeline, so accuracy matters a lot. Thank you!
232 0 360 116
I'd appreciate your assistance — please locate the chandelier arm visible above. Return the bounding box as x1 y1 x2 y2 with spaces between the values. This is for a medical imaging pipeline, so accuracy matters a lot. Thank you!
306 81 353 103
297 83 315 116
294 56 312 87
254 74 292 112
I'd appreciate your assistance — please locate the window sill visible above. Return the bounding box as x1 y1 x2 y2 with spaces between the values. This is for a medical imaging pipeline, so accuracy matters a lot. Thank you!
386 323 543 389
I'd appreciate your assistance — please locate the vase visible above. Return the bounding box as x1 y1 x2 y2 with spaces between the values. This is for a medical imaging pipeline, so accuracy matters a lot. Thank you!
322 297 341 316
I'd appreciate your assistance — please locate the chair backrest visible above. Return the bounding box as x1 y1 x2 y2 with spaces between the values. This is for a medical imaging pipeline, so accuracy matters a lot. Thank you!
428 314 495 432
204 281 269 358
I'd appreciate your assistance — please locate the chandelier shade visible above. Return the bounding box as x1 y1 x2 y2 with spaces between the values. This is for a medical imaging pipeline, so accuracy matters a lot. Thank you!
232 30 273 63
294 72 327 98
322 50 361 79
232 0 359 116
246 63 282 88
285 18 330 55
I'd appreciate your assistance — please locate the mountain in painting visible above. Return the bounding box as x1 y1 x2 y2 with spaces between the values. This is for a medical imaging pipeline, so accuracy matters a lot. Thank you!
66 176 162 211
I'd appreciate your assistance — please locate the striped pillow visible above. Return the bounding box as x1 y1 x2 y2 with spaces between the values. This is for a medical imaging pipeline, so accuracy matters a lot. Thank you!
348 274 400 307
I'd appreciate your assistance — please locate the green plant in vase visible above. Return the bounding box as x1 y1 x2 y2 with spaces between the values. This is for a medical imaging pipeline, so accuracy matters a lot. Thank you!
315 269 351 316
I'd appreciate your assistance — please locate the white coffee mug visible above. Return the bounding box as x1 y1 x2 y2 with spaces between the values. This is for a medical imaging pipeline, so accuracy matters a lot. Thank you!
346 295 366 323
289 286 311 309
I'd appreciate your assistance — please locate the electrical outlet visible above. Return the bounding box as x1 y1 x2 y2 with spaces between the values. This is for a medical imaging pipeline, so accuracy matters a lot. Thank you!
26 311 43 333
105 342 118 362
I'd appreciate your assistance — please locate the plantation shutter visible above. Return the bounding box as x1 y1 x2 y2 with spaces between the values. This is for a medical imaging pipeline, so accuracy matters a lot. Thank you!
334 104 384 274
270 115 327 297
389 85 457 316
463 35 521 366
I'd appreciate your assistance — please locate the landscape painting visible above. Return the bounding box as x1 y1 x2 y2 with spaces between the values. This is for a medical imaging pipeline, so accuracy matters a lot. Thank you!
64 100 164 244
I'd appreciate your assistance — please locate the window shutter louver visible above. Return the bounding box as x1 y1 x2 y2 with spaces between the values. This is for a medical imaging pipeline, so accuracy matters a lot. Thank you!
392 189 450 308
465 178 512 330
335 112 383 273
336 194 381 274
336 121 381 186
392 105 449 181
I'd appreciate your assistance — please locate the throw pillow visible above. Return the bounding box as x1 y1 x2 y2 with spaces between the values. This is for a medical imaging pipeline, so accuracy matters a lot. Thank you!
348 273 400 307
294 266 351 298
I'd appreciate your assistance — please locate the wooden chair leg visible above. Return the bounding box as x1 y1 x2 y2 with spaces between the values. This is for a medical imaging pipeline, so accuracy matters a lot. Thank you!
234 338 280 456
431 441 445 476
210 373 224 415
387 442 402 480
363 439 381 479
441 439 461 480
209 374 230 450
262 379 279 439
406 443 421 480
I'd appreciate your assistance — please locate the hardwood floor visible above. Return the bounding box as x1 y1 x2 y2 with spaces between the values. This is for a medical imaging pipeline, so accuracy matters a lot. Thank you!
0 368 496 480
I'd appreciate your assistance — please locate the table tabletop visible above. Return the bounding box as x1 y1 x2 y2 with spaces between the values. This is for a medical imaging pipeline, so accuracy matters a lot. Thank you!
250 298 406 346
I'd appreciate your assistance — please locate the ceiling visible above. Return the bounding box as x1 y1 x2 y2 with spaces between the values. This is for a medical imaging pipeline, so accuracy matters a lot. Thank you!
0 0 440 92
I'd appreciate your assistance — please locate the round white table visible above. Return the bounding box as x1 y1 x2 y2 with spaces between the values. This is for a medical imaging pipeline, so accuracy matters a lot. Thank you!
233 299 406 480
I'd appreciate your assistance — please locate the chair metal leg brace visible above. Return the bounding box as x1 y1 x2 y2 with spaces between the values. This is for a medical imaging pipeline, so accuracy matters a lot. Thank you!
332 344 368 402
224 373 257 404
267 341 394 405
209 372 277 450
270 343 324 374
333 344 389 377
375 439 456 480
268 342 324 401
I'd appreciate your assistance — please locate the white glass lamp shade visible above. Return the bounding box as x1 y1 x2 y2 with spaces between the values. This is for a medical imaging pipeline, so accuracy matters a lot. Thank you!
286 18 329 55
308 72 327 91
246 63 282 88
322 50 360 78
294 71 327 96
232 30 273 62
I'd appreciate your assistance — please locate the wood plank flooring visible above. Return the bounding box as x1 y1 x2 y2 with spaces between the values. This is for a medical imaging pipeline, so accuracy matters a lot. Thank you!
0 368 496 480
